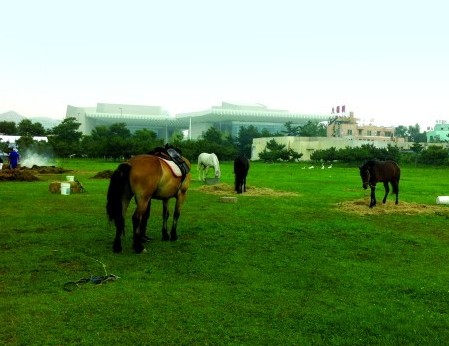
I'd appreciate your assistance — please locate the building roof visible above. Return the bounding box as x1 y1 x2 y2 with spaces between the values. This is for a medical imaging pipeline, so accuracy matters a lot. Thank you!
176 102 330 125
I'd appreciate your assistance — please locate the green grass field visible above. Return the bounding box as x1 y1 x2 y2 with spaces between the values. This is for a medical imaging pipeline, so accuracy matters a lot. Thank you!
1 159 449 345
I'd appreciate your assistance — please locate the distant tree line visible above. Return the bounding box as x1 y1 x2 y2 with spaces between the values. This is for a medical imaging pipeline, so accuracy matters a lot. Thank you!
1 118 447 165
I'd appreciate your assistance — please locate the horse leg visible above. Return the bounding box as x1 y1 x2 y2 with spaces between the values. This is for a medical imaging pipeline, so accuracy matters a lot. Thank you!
382 181 390 204
161 199 170 241
369 186 377 208
132 197 151 253
235 176 241 193
170 193 187 241
113 198 131 253
140 200 152 242
243 177 247 192
113 215 125 253
393 180 399 204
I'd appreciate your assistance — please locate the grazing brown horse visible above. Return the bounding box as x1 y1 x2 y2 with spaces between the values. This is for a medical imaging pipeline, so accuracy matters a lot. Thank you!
359 160 400 208
106 148 191 253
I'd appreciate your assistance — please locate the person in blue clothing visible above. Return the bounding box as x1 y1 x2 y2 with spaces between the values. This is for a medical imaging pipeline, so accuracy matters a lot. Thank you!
8 148 20 169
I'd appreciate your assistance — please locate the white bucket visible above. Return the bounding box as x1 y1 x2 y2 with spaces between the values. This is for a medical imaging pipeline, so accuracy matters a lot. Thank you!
436 196 449 205
0 163 3 170
61 182 71 195
66 175 75 182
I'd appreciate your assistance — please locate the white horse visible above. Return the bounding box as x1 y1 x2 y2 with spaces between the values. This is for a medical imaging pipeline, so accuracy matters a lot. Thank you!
197 153 220 181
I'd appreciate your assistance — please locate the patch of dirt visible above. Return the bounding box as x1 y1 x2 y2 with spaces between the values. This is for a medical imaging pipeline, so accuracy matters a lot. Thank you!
197 182 299 197
0 165 71 182
91 170 114 179
337 199 449 216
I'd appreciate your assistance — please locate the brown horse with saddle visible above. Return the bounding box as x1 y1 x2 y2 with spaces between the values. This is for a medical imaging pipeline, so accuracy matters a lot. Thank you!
106 145 191 253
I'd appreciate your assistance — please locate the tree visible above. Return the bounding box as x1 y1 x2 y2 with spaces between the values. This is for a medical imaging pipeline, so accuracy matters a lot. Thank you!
17 119 46 136
48 117 82 157
197 127 237 160
0 121 18 135
408 124 425 142
201 127 223 143
236 125 261 157
282 121 301 136
419 146 449 165
92 123 132 159
258 139 302 162
131 128 163 154
410 142 424 166
394 125 408 138
395 124 426 142
299 121 327 137
411 142 424 154
109 123 131 138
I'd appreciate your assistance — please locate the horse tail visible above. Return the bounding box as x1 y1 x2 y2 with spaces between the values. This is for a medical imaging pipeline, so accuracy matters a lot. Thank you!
106 163 132 226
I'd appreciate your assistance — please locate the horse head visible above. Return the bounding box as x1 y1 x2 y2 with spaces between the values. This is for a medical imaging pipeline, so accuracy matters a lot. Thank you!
359 164 371 190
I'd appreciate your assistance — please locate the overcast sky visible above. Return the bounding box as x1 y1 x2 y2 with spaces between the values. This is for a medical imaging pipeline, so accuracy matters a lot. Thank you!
1 0 448 130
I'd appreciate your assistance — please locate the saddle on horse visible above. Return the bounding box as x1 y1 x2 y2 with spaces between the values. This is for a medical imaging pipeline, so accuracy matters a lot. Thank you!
147 144 190 182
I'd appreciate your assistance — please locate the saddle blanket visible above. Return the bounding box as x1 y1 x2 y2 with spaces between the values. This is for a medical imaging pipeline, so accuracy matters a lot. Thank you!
160 157 182 177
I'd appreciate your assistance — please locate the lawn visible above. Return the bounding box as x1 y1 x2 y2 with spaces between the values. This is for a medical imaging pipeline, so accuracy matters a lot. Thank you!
1 159 449 345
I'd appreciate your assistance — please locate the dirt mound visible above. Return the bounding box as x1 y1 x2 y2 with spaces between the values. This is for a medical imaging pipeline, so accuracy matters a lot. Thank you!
0 170 40 181
0 165 71 182
91 170 114 179
26 165 70 174
337 199 449 216
198 182 299 197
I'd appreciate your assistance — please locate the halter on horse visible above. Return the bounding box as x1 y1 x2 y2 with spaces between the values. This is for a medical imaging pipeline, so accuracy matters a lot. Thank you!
197 153 220 181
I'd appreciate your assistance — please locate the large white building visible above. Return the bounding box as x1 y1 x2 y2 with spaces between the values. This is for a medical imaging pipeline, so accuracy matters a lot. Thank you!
66 102 330 141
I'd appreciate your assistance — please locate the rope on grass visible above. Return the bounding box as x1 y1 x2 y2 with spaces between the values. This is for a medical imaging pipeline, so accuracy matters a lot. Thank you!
62 255 119 291
63 274 119 291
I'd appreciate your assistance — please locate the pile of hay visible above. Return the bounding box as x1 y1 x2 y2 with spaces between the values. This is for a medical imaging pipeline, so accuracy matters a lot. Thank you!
198 183 298 197
337 199 449 216
49 181 85 194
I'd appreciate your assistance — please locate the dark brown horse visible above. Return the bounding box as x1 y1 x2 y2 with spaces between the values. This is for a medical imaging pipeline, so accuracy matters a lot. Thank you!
359 160 400 208
106 149 191 253
234 154 250 193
